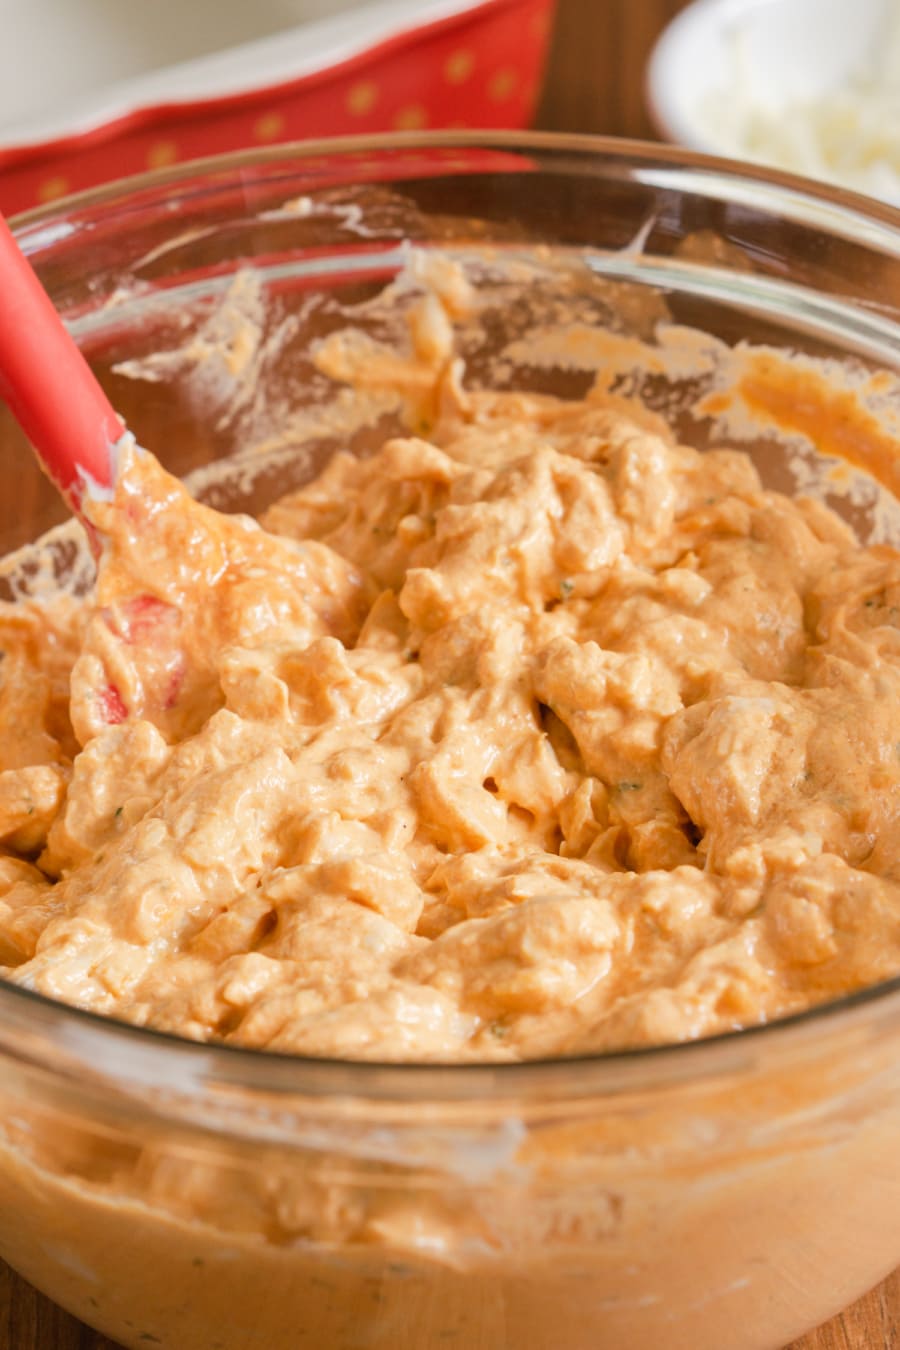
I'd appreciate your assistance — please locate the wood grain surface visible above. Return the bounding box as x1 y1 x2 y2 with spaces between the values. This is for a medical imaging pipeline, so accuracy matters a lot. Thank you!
1 1 898 1347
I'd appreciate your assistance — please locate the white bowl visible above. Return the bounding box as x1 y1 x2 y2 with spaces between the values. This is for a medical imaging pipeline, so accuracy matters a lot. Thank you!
646 0 900 203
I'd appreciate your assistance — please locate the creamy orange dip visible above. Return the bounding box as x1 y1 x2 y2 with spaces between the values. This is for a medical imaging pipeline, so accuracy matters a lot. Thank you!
1 306 900 1063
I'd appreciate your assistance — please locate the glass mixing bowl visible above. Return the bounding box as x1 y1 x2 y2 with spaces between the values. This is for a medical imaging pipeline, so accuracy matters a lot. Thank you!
1 132 900 1350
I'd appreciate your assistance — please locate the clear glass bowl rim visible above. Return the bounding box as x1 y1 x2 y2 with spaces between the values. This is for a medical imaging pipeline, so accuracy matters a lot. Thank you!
3 128 900 1105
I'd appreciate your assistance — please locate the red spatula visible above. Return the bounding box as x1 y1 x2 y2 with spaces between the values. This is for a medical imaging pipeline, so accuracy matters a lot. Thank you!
0 211 126 536
0 209 371 745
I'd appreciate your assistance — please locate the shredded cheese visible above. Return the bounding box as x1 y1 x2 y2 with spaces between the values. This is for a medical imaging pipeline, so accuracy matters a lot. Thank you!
701 6 900 205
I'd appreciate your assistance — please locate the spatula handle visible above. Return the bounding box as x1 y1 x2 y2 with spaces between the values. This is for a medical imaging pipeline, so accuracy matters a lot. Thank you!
0 212 124 516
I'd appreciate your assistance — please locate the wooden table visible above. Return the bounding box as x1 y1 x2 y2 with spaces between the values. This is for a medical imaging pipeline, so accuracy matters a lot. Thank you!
2 1 898 1346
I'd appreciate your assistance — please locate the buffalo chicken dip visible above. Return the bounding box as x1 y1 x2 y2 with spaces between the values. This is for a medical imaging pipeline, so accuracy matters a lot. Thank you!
1 275 899 1063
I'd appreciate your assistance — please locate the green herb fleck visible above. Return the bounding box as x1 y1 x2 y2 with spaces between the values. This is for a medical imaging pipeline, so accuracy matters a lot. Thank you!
114 805 124 821
559 578 575 599
617 780 642 793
